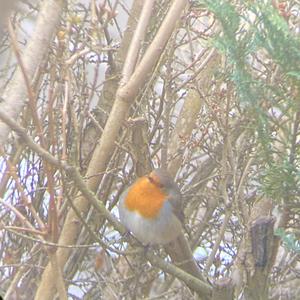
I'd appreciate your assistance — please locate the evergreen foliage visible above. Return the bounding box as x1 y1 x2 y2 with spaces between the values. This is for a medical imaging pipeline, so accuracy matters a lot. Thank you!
275 228 300 253
196 0 300 234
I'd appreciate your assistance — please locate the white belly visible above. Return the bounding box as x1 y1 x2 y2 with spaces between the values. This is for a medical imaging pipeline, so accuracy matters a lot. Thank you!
119 196 182 245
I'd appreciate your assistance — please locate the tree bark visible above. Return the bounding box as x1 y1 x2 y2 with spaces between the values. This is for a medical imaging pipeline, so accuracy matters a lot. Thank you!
0 0 65 144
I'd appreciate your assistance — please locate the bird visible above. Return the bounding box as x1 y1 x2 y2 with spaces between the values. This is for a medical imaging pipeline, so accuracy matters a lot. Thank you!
118 168 205 282
118 168 183 245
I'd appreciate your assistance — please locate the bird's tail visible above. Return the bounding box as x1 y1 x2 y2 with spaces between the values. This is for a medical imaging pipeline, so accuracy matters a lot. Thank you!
164 232 206 282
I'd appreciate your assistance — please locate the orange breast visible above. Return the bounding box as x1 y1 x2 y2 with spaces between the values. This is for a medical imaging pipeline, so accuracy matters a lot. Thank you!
124 176 167 218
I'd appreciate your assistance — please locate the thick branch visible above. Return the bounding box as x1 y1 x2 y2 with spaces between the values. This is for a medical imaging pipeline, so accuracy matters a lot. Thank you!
0 0 64 144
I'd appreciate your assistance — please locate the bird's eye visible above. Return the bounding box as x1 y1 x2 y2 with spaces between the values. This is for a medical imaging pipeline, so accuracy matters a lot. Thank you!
147 175 164 188
147 175 155 184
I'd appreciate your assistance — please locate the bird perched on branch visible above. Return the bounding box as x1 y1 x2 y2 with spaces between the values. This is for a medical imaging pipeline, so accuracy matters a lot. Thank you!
118 168 205 281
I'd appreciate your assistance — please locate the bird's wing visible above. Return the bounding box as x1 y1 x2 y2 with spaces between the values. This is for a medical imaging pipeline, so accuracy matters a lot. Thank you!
168 184 185 223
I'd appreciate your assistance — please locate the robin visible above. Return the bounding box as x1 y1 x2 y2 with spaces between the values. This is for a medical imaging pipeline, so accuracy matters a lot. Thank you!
118 168 183 245
118 168 205 282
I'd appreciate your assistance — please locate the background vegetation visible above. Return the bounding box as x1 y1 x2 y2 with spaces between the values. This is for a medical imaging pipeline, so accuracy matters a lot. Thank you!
0 0 299 299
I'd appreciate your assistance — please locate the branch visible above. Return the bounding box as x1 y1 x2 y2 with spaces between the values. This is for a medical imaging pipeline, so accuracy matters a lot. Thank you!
0 0 65 144
0 107 63 168
244 216 275 300
121 0 155 83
